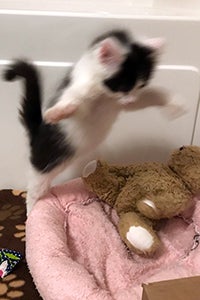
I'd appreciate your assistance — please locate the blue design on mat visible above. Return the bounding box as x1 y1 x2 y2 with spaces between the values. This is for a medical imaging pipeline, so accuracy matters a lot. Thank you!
0 248 23 278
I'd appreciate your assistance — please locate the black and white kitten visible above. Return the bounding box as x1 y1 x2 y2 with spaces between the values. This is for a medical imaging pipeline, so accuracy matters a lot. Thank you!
3 30 165 215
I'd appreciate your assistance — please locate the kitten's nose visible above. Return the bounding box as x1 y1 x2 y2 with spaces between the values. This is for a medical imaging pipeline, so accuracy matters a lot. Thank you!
118 94 136 105
83 160 97 177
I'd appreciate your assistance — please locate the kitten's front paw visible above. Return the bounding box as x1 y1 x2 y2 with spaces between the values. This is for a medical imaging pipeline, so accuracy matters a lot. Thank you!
44 107 61 124
44 103 78 124
162 94 188 120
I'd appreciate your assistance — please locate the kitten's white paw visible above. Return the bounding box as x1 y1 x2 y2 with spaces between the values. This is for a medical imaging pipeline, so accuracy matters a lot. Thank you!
44 103 78 124
162 94 188 120
44 107 61 124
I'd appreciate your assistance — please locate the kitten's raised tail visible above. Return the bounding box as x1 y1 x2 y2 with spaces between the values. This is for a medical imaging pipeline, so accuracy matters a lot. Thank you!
3 60 42 142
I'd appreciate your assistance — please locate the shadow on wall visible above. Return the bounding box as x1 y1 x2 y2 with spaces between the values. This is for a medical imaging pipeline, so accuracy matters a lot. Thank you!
99 142 177 165
53 142 177 186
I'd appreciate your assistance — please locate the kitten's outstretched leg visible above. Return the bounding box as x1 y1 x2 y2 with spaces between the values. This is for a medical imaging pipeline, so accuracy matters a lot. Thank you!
26 172 51 215
44 102 78 124
122 87 187 120
26 164 66 216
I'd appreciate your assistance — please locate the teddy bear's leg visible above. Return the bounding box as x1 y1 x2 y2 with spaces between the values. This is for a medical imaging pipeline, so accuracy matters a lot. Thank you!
118 212 160 256
137 199 161 219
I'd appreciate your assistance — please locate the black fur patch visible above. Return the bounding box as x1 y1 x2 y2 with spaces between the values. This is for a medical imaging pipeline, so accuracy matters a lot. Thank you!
104 42 155 93
3 60 75 173
3 60 43 137
30 122 75 173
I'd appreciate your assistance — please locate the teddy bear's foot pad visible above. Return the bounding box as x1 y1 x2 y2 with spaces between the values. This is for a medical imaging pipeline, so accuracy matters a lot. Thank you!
126 226 154 252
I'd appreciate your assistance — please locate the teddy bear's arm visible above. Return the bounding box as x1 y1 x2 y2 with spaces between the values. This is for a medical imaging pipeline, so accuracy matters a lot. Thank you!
114 180 141 215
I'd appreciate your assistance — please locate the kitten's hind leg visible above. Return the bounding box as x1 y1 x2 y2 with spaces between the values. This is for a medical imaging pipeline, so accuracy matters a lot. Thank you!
26 166 63 216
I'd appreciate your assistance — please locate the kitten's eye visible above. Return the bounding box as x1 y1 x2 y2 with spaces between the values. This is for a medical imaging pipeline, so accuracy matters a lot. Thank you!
138 83 146 89
119 85 126 90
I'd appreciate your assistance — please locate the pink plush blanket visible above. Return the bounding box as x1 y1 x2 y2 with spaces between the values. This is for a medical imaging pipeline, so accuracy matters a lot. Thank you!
26 178 200 300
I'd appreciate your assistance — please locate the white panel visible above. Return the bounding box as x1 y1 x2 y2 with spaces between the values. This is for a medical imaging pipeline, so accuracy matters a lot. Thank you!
1 64 199 189
0 14 200 67
55 66 200 186
0 2 200 16
0 67 28 189
99 67 200 164
0 65 68 189
1 13 200 188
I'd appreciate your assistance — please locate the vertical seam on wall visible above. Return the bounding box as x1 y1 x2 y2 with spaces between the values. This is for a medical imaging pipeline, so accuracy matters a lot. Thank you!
191 86 200 144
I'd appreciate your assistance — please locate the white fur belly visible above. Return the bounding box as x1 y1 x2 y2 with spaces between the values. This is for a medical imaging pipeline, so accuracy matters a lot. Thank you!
62 98 120 156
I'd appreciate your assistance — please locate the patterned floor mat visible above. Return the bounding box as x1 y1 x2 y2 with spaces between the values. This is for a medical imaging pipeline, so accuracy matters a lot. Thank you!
0 189 41 300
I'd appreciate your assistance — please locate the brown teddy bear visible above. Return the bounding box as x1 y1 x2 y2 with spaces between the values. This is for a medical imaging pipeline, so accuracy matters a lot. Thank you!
82 146 200 256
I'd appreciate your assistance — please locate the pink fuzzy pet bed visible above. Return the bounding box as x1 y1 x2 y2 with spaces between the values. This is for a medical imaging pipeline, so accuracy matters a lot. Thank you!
26 178 200 300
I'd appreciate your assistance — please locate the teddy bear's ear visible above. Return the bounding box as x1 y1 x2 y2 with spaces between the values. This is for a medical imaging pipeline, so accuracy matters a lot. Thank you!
82 160 98 178
96 160 103 167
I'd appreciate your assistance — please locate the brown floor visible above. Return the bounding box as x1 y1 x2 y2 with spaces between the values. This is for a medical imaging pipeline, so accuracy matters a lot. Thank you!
0 189 41 300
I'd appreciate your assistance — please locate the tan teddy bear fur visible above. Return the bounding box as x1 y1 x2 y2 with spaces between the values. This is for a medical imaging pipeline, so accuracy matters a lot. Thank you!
82 146 200 256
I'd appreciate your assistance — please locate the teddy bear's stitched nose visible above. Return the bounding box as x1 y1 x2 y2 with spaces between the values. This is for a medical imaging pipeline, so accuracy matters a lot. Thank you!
83 160 97 178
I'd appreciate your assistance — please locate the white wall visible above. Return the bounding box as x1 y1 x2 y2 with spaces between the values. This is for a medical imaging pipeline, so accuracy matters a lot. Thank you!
0 1 200 17
0 10 200 189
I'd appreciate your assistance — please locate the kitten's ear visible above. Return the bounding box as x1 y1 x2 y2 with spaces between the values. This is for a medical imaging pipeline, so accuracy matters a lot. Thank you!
143 37 165 54
98 38 125 67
